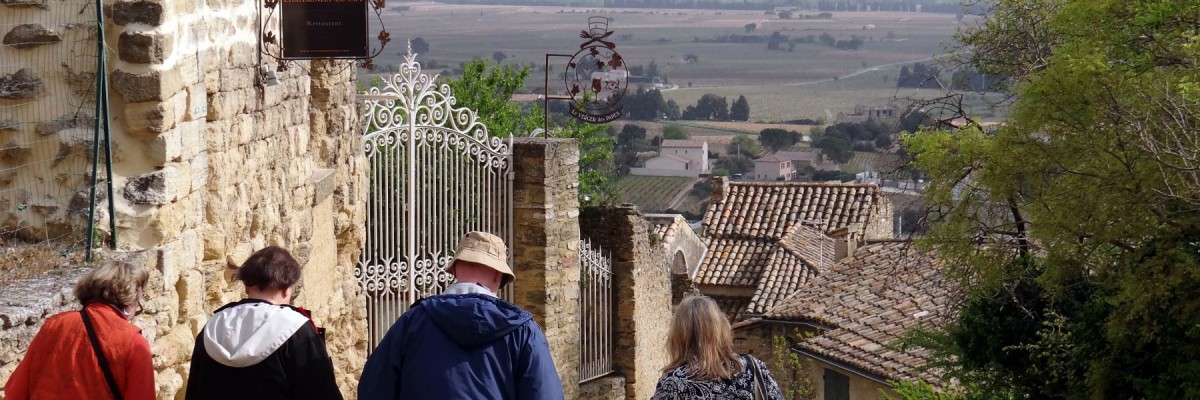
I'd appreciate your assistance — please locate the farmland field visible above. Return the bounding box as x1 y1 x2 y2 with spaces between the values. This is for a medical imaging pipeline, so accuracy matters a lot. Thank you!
614 175 697 212
367 4 999 122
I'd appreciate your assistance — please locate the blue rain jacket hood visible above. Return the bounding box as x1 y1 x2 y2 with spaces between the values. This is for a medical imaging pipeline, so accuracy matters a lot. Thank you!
428 293 529 348
358 293 564 400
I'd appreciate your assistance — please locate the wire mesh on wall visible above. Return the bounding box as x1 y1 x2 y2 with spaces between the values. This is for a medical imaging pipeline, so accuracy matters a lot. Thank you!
0 0 104 283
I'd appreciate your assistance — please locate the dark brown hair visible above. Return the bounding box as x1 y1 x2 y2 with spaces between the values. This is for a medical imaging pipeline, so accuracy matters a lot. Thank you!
75 261 150 310
233 246 301 290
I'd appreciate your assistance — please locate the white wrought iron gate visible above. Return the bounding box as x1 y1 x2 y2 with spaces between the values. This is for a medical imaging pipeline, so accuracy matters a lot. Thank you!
356 53 514 348
578 238 614 382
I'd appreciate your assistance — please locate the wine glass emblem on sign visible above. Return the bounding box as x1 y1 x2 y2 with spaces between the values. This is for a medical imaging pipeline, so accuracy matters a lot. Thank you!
565 17 628 123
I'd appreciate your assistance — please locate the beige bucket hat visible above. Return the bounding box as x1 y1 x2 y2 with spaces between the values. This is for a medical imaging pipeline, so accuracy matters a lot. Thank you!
449 231 514 285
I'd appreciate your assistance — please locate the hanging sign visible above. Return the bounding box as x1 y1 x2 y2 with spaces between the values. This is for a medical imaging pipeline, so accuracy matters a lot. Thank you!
281 0 368 59
564 17 628 123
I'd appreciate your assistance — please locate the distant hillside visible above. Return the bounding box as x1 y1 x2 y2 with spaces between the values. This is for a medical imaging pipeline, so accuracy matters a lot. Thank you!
615 175 696 213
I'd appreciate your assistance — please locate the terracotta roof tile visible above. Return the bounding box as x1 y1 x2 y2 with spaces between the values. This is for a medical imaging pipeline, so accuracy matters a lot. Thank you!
746 224 836 314
702 181 883 240
645 214 689 247
764 241 956 384
695 238 776 287
710 295 751 321
661 139 707 148
695 180 886 319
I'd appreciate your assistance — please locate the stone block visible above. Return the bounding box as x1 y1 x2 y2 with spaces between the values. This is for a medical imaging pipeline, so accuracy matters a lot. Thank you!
0 68 41 100
171 162 192 200
0 140 31 163
123 167 176 205
0 0 49 9
205 91 224 121
185 84 207 121
191 152 209 190
2 24 61 49
124 100 175 133
34 112 91 135
202 228 226 261
118 31 171 64
148 127 182 166
219 67 254 92
111 68 183 103
177 119 204 160
312 168 336 206
229 42 255 68
111 0 166 26
170 90 188 126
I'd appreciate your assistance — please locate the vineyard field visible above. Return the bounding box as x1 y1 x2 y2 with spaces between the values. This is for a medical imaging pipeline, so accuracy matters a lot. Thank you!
615 176 697 213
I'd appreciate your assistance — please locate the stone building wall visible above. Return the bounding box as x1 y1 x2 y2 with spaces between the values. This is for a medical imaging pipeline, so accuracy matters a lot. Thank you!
0 0 366 398
580 205 673 400
0 0 104 239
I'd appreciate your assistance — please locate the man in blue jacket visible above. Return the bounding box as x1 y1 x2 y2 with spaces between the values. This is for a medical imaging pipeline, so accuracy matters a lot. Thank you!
358 231 564 400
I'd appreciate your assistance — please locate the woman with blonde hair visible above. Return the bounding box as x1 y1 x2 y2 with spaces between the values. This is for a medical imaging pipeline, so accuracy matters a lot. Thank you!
652 295 784 400
5 260 154 400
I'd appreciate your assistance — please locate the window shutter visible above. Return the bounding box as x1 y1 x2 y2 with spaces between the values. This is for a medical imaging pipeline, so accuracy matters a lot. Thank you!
823 368 849 400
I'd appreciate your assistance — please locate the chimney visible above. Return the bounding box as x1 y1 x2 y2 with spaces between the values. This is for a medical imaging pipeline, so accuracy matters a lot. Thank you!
710 175 728 203
829 223 862 260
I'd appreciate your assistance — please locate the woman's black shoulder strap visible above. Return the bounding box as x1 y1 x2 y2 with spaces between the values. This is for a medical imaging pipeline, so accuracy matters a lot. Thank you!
80 308 125 400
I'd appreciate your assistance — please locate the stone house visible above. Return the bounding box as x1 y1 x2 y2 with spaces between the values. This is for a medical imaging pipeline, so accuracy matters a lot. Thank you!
631 139 710 177
631 154 699 177
752 154 796 181
659 139 709 174
775 150 826 169
734 241 954 400
836 104 899 124
692 178 893 321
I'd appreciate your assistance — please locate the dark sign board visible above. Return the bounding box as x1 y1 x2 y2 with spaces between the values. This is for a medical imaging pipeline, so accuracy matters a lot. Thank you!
281 0 368 59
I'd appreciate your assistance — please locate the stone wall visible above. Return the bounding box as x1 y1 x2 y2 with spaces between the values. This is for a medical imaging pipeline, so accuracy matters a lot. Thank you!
511 138 581 398
0 0 103 239
579 376 627 399
0 0 366 398
580 205 672 400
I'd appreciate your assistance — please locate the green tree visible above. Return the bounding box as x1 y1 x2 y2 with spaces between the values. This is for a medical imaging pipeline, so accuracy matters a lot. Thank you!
812 130 851 163
730 95 750 121
491 51 507 64
727 135 764 159
661 125 687 140
410 37 430 56
448 58 615 204
757 128 800 152
900 0 1200 397
715 154 753 175
448 59 532 138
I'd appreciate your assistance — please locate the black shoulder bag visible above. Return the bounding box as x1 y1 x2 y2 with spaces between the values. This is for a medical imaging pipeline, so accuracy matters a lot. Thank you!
80 308 125 400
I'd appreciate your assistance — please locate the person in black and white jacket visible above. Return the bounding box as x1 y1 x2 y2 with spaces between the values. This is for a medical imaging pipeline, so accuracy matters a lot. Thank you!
185 246 342 400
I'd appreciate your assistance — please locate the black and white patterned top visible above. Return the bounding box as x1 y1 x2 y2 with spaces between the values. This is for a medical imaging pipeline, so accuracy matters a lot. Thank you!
651 354 786 400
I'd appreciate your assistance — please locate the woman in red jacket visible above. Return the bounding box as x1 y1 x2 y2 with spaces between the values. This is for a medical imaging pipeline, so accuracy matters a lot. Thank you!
4 261 154 400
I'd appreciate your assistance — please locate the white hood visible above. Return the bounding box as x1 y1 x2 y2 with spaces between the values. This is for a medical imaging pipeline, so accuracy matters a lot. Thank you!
201 302 309 367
